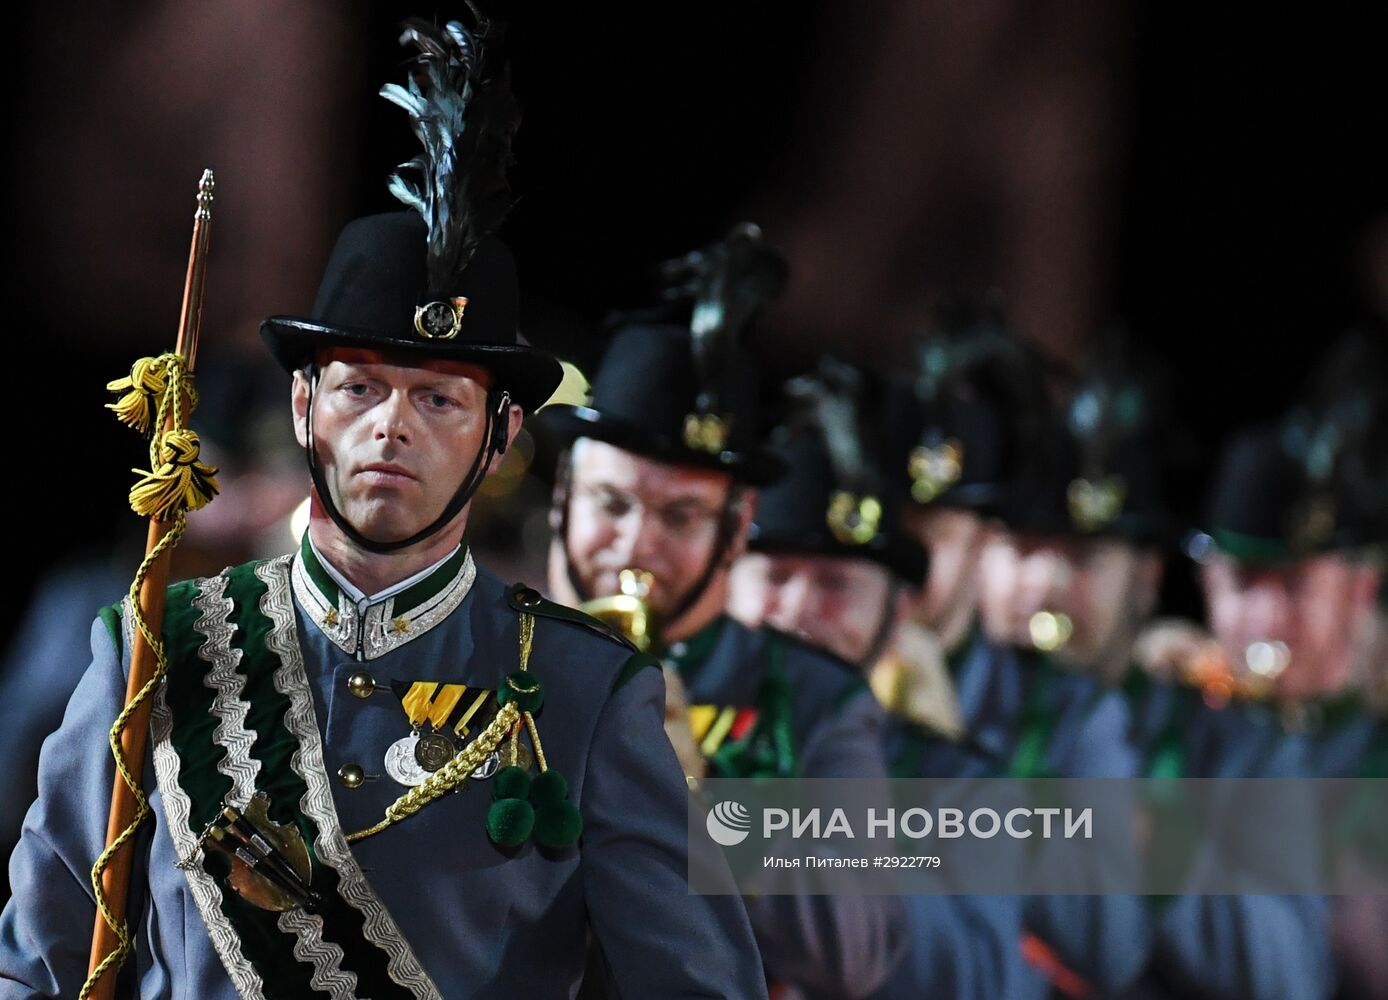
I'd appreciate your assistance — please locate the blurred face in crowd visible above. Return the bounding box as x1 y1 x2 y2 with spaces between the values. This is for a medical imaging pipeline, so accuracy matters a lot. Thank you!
977 529 1162 676
553 437 754 641
1200 551 1382 699
291 350 518 547
729 552 900 665
900 505 988 646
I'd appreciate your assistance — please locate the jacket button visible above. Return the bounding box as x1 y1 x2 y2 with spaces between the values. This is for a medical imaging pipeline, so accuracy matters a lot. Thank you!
347 671 376 699
514 587 543 608
337 764 366 789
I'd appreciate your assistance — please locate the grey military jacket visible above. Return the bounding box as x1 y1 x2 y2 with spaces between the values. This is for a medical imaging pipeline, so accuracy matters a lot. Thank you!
0 543 766 999
665 618 907 999
911 632 1152 997
1124 672 1334 1000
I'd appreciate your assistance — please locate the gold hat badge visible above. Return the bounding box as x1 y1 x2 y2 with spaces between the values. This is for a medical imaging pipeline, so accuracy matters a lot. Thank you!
414 296 469 339
684 412 730 454
827 491 883 545
1067 475 1126 533
908 439 964 504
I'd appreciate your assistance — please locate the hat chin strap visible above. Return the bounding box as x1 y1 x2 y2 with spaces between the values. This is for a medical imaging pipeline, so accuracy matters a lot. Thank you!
858 583 901 670
303 363 509 555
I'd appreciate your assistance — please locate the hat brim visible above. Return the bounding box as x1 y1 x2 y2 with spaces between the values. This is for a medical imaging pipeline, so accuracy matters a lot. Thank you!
1001 506 1174 547
749 529 929 587
910 481 1010 516
540 405 786 487
260 317 563 415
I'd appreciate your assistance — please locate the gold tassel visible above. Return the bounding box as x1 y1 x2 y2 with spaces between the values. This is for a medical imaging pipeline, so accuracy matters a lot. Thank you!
105 356 170 434
129 430 220 519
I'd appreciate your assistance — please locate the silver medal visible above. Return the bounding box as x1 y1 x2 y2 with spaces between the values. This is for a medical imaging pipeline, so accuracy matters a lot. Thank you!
384 734 430 786
414 732 457 772
470 750 501 780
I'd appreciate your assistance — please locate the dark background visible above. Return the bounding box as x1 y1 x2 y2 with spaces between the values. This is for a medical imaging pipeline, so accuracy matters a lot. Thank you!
5 3 1387 627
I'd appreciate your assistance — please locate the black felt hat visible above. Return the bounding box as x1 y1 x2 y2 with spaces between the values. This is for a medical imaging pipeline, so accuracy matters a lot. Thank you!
545 223 787 485
261 16 560 415
1196 331 1388 563
886 296 1048 516
997 339 1172 545
1001 420 1169 544
885 382 1015 513
750 362 928 586
1197 426 1320 563
1199 425 1384 564
261 213 560 414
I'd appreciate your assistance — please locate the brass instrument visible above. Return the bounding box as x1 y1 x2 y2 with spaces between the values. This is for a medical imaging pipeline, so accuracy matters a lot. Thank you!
580 568 661 652
869 621 966 741
1028 610 1074 652
1181 640 1290 707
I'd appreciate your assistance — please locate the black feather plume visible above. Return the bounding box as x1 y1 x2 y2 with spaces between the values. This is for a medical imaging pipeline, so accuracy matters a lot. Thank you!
1065 336 1158 480
657 222 788 417
784 359 883 496
380 9 518 291
910 293 1054 478
912 293 1014 405
1284 330 1388 532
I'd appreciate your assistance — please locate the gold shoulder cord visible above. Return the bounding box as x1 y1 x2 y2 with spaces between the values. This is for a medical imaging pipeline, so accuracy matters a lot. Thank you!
347 613 538 843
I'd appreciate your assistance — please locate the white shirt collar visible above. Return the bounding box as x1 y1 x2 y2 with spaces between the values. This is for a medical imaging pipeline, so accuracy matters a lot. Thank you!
307 533 462 613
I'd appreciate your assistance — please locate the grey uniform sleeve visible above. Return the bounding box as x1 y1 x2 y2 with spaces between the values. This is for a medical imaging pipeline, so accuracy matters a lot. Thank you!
0 571 121 846
580 661 769 1000
744 687 908 999
1154 894 1332 999
1022 689 1153 993
867 894 1025 1000
1148 722 1334 998
0 618 127 999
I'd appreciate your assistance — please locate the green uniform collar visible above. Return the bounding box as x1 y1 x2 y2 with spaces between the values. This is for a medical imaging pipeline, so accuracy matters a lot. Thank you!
291 531 476 661
662 615 725 672
1279 688 1366 735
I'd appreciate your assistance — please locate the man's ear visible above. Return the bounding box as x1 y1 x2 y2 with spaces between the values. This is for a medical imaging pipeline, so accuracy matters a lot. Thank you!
1351 561 1383 615
291 370 311 449
1135 551 1166 618
548 448 573 532
486 403 525 475
966 519 1003 584
892 582 914 626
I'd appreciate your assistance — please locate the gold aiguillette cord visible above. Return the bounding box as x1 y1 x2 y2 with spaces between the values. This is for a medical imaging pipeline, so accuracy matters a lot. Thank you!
346 614 536 843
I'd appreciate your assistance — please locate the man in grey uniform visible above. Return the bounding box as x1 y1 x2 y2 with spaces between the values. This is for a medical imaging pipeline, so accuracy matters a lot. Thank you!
728 359 1026 1000
932 339 1153 997
544 227 906 998
0 18 765 1000
1010 346 1332 1000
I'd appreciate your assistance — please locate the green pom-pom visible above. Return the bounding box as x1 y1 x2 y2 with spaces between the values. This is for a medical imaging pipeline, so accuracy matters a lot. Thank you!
529 768 568 805
492 765 532 801
486 797 535 847
533 800 583 849
497 671 544 714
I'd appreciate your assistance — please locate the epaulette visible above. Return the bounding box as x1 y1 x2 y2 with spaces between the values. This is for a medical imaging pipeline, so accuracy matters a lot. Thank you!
505 582 636 650
505 583 661 694
761 625 861 677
